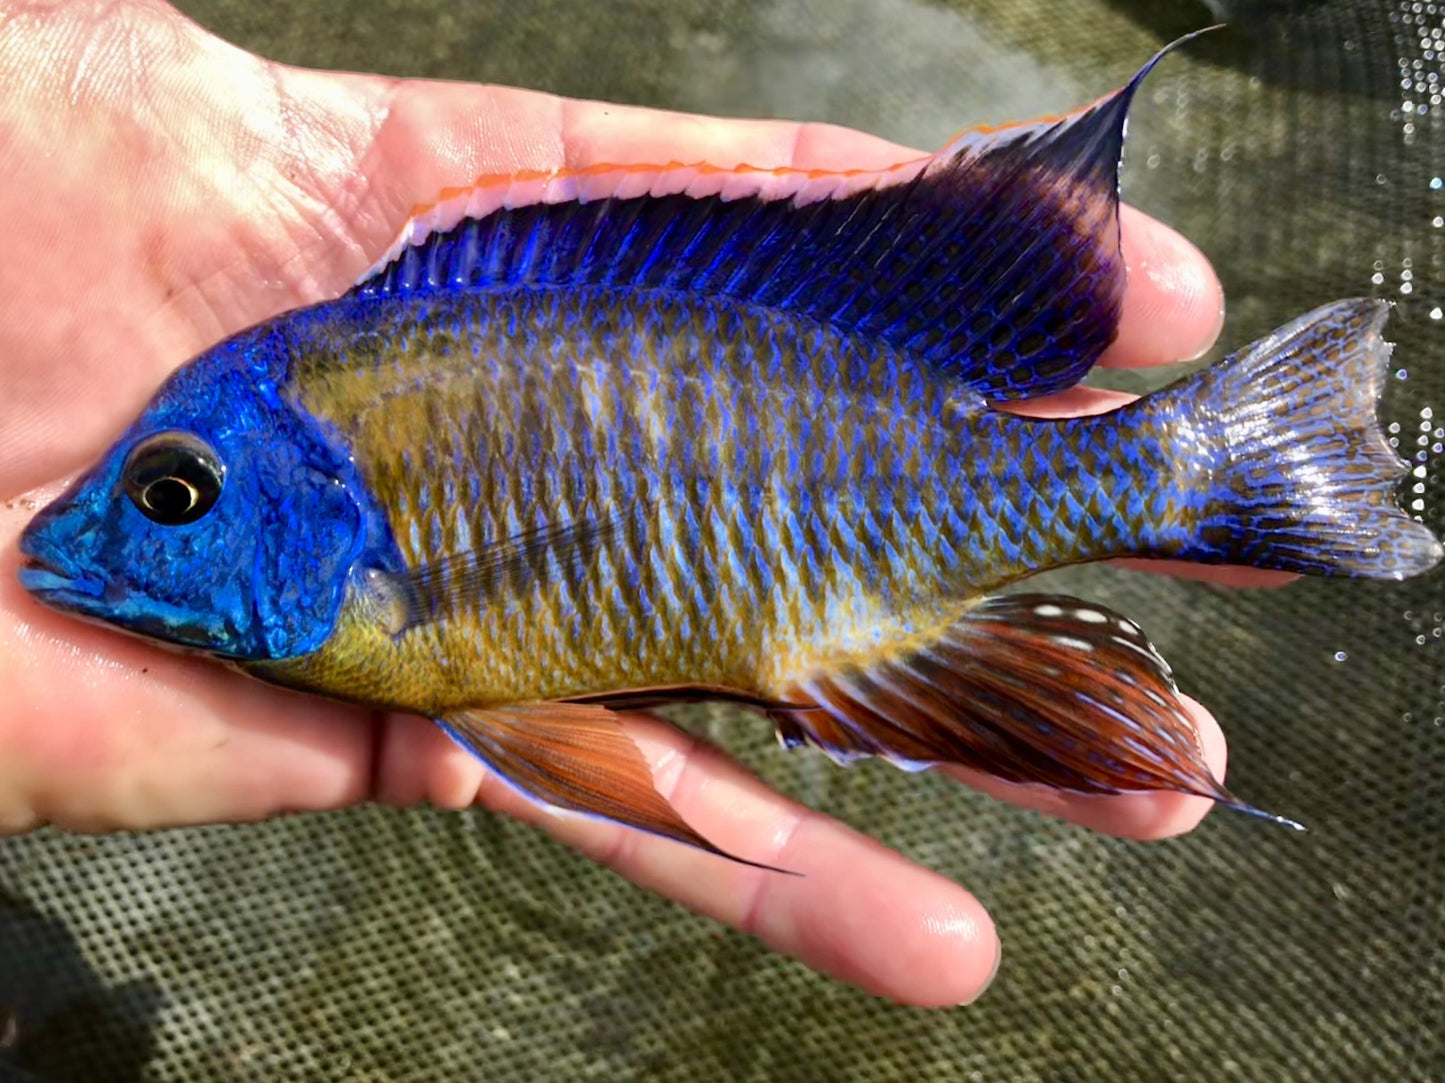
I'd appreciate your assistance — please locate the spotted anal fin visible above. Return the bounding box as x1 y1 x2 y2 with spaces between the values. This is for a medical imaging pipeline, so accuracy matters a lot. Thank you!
776 594 1304 830
354 31 1214 401
438 703 795 871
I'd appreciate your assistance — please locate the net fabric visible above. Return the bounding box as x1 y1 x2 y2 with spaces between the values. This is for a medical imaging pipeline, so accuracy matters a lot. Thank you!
2 1 1442 1080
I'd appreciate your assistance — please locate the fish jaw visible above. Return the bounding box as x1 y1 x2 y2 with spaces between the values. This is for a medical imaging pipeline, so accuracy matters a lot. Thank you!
18 540 109 613
19 473 125 621
18 493 242 650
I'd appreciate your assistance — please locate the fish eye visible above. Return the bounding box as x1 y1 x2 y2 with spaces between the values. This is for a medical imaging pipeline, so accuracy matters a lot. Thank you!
121 432 226 526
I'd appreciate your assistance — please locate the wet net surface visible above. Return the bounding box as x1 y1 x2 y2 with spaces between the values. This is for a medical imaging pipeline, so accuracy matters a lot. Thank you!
2 1 1442 1080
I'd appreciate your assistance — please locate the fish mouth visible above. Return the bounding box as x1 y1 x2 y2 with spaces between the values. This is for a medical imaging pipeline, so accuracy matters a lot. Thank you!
19 554 226 652
17 555 106 603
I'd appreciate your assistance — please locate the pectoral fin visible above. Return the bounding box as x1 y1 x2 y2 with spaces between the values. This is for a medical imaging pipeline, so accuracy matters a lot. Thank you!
775 593 1304 830
438 703 791 870
396 510 633 631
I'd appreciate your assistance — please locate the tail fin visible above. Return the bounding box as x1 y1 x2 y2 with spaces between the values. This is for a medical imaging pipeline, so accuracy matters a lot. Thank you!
1159 298 1442 579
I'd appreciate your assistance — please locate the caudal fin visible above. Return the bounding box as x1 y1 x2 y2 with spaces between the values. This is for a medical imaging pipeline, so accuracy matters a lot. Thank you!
1162 298 1442 579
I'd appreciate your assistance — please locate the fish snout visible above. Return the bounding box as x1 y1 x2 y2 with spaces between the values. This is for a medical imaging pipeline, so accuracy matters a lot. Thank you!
17 504 106 603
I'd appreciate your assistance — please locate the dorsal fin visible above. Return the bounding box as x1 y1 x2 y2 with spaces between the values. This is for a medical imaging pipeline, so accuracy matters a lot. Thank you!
354 32 1208 401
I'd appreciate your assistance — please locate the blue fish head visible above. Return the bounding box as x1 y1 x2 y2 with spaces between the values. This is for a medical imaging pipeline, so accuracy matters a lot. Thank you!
19 327 369 661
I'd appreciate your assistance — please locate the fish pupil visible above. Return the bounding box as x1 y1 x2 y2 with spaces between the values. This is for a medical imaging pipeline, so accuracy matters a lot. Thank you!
142 477 198 519
122 432 225 526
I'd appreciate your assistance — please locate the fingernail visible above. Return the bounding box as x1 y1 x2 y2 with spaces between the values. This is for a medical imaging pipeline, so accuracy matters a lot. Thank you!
960 939 1002 1006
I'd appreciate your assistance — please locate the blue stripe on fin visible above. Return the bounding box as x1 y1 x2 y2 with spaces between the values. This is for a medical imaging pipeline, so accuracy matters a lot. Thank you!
355 31 1212 401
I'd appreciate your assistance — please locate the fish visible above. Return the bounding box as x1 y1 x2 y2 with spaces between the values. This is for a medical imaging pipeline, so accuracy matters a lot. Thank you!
17 32 1443 867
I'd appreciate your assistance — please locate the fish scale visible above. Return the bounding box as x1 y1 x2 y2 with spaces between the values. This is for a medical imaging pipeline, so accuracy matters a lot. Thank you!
19 34 1439 863
263 285 1196 711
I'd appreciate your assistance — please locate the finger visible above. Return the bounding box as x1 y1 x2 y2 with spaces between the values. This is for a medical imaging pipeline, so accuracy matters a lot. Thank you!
377 712 1001 1008
1109 557 1296 588
1100 205 1225 368
942 694 1228 840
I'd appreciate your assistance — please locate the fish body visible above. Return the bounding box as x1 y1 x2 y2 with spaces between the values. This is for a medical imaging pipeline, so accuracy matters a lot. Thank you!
256 286 1179 712
19 34 1442 860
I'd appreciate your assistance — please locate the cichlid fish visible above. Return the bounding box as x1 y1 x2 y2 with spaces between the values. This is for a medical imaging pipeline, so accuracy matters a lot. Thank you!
18 35 1443 864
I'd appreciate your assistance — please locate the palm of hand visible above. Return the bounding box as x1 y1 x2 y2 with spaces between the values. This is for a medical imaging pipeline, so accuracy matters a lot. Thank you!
0 1 1237 1005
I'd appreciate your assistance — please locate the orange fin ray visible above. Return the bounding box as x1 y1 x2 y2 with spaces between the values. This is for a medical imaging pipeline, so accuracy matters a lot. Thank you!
438 703 796 870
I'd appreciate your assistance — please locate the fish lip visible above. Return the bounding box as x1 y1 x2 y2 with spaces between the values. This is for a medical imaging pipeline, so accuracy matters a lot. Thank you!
17 556 105 600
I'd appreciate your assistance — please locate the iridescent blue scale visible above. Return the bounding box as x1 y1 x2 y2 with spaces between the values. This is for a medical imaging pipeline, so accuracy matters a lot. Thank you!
269 282 1256 708
18 33 1439 860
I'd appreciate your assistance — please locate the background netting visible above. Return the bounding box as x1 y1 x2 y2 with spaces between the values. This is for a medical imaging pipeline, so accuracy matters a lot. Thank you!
3 1 1442 1079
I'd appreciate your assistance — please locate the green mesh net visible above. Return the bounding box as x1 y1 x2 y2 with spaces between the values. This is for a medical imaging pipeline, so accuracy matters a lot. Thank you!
3 1 1442 1079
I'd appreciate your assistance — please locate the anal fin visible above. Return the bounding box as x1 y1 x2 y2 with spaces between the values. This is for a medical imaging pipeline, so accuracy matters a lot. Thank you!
776 594 1304 830
438 703 795 870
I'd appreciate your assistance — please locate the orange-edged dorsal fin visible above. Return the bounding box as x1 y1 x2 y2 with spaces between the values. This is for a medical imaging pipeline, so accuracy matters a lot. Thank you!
353 31 1214 402
773 593 1305 830
437 703 797 871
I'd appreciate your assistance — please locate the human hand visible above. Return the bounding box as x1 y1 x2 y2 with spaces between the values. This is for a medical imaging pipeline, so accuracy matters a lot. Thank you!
0 0 1248 1007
